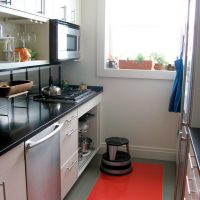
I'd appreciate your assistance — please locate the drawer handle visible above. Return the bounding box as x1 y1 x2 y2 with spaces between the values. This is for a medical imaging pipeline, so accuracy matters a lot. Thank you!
0 182 6 200
188 153 198 168
66 129 77 136
65 116 76 123
66 160 77 171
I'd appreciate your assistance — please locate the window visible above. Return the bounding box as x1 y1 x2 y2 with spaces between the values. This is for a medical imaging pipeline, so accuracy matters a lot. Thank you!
97 0 186 79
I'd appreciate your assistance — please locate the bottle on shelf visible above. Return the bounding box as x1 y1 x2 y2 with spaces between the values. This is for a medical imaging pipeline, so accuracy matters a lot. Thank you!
2 37 15 62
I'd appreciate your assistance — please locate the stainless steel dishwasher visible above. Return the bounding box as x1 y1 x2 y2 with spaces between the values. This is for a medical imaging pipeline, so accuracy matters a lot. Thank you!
25 122 63 200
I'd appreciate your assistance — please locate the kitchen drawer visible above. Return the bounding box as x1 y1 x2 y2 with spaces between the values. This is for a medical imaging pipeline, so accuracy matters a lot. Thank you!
78 94 102 118
59 111 78 166
184 142 200 199
61 151 78 200
59 109 78 124
185 175 198 199
60 127 78 167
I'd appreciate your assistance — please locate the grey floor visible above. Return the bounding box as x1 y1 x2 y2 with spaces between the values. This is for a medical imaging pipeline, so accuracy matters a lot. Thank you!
64 155 176 200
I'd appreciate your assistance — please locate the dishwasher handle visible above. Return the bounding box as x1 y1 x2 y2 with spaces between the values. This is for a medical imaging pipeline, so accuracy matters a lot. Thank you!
27 123 63 149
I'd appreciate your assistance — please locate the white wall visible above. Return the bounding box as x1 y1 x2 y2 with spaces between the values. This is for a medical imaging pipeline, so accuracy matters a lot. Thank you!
61 0 179 161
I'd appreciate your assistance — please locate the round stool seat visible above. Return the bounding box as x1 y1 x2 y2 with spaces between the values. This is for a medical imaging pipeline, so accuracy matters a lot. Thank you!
105 137 129 146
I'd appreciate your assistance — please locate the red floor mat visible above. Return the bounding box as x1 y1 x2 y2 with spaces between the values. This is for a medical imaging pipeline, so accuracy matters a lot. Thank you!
87 162 163 200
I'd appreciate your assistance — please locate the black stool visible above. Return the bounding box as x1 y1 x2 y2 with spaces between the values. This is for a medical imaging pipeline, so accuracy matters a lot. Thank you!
100 137 133 175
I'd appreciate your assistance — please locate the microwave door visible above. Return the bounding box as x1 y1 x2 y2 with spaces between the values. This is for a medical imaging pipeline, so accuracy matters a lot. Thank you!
66 27 80 59
57 24 80 60
50 19 80 62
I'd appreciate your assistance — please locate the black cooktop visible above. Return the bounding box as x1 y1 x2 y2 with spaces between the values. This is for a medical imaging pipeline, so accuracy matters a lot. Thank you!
33 88 95 103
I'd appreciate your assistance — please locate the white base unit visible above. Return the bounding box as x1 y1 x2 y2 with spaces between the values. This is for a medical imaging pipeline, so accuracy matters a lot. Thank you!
60 94 102 199
0 144 27 200
61 151 78 200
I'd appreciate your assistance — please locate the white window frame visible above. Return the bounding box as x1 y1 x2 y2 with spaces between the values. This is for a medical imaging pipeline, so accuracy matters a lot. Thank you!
96 0 176 80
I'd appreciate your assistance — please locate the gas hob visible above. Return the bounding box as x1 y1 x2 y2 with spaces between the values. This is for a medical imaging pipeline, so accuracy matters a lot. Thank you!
33 88 96 104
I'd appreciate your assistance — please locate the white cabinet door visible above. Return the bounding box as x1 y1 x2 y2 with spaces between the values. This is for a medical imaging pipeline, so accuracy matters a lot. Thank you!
75 0 81 25
67 0 81 25
25 0 45 16
52 0 68 21
45 0 53 18
52 0 81 25
70 0 81 25
0 144 27 200
0 0 52 18
24 0 52 18
0 0 25 11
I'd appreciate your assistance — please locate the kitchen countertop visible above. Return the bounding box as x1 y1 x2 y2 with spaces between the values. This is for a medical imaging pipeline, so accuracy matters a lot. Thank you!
189 128 200 172
0 86 103 156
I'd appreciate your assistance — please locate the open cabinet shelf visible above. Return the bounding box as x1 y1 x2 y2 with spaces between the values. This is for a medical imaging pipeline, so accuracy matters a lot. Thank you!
77 95 101 177
0 17 49 70
78 148 99 176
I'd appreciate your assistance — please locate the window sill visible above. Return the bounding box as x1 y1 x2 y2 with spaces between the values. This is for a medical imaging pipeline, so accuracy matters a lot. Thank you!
96 0 176 81
97 68 176 80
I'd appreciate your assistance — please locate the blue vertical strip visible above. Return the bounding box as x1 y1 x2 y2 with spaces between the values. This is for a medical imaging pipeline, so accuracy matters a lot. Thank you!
168 58 183 112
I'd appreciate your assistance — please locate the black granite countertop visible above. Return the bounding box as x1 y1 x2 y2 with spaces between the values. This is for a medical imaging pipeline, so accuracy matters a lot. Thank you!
189 128 200 172
0 86 103 156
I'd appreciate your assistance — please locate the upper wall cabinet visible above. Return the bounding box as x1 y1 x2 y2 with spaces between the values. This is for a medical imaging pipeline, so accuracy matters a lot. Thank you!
52 0 81 25
0 0 51 20
0 0 25 11
0 2 50 69
24 0 53 19
0 18 50 70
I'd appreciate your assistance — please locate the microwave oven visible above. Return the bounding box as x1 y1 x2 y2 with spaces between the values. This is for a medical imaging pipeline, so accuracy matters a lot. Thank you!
49 19 80 63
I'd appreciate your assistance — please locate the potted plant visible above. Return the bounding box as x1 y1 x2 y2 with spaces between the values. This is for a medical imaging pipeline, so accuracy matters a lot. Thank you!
150 53 167 70
107 56 119 69
134 53 153 70
118 57 134 69
119 53 153 70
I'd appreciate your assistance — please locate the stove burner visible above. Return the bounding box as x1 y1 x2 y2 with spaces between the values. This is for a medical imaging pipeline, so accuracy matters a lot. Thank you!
33 88 95 104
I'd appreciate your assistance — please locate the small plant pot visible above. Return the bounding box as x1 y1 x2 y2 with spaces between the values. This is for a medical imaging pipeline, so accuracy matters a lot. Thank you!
119 60 153 70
